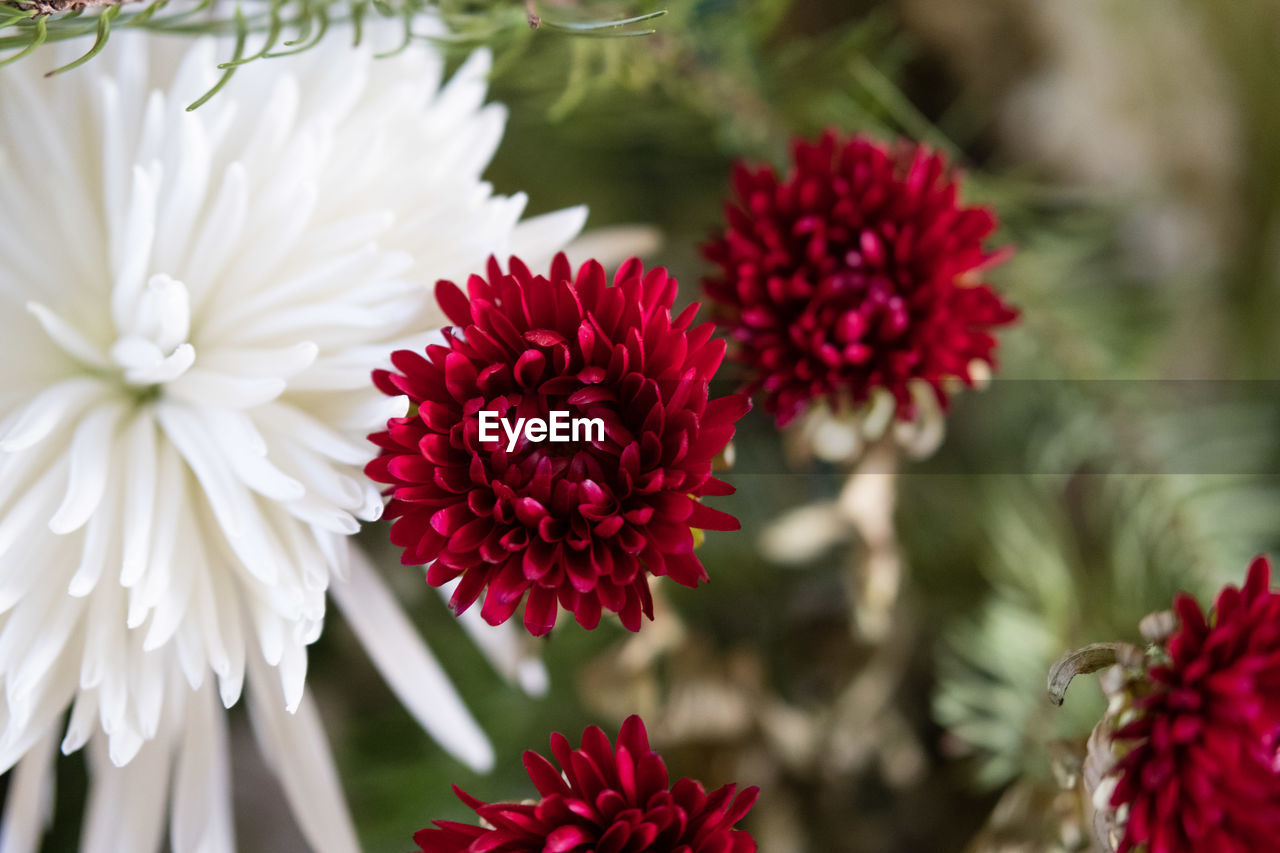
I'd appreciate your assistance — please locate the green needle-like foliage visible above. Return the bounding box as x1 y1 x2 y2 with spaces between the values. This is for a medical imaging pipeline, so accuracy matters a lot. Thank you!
0 0 667 108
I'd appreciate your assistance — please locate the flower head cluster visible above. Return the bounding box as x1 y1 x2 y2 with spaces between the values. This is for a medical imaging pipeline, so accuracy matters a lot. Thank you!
367 255 749 636
414 715 759 853
1108 556 1280 852
0 30 582 852
702 130 1018 431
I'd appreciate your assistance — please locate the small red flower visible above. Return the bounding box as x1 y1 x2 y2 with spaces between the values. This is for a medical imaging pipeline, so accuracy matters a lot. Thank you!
1109 556 1280 853
366 255 749 636
703 130 1018 426
413 715 759 853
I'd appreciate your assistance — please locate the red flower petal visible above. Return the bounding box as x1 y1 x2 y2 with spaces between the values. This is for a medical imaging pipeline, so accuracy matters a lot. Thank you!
435 280 473 326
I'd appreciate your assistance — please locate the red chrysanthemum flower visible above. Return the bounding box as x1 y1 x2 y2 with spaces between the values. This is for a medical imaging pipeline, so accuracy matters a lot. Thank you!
702 130 1018 426
414 715 759 853
365 254 749 637
1108 556 1280 853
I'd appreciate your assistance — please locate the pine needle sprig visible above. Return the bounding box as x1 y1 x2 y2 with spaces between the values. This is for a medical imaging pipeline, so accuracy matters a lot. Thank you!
0 0 666 108
932 389 1280 790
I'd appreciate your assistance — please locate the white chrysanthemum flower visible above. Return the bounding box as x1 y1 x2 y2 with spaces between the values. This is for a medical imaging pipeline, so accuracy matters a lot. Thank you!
0 28 583 853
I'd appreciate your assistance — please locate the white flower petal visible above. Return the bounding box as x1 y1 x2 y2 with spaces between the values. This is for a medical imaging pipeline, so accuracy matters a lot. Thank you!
442 581 550 698
119 412 158 587
140 274 192 353
279 639 308 714
152 113 213 277
0 459 67 570
48 402 126 535
135 650 166 739
298 210 395 255
171 684 234 853
124 342 196 386
255 402 378 466
25 301 110 368
332 549 494 771
155 403 249 539
429 48 493 130
0 377 110 453
68 492 118 598
204 412 306 502
510 205 591 268
110 163 162 332
0 728 56 853
167 370 286 410
60 691 98 756
182 161 249 307
245 656 360 853
893 379 947 458
562 224 664 270
80 733 169 853
4 588 83 711
1 71 101 281
197 341 319 379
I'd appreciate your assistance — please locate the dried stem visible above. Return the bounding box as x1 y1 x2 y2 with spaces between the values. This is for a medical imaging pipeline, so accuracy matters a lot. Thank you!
1046 642 1142 706
839 440 901 641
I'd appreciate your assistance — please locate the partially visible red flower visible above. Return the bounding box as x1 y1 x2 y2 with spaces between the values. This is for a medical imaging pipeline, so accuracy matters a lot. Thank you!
702 130 1018 426
414 715 759 853
365 254 749 637
1108 556 1280 853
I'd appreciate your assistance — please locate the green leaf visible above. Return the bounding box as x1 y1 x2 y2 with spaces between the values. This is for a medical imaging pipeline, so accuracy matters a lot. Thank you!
0 16 45 68
187 3 247 110
540 9 665 35
45 3 121 76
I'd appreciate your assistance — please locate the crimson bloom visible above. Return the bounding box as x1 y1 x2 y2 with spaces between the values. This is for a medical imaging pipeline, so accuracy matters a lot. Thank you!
1108 556 1280 853
414 715 759 853
366 254 749 636
703 130 1018 426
